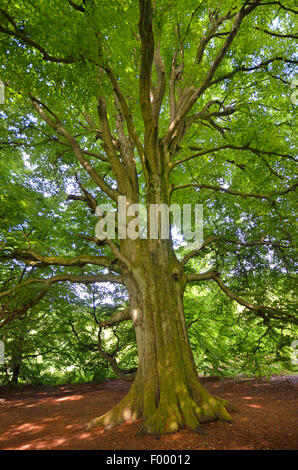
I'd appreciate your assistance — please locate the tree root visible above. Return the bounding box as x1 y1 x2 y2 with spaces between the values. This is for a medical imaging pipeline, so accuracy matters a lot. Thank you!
87 390 237 435
87 388 142 431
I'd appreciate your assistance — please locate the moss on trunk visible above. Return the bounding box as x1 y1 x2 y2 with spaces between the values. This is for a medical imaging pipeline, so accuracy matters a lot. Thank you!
87 239 237 434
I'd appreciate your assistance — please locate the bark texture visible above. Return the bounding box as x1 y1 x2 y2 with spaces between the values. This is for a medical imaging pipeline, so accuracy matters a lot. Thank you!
87 239 236 434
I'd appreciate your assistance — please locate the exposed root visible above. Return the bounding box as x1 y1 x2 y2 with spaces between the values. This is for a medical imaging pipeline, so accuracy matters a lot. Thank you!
87 404 140 431
214 395 239 413
87 388 142 431
87 384 237 435
136 402 183 435
136 394 235 435
195 395 235 423
178 395 205 434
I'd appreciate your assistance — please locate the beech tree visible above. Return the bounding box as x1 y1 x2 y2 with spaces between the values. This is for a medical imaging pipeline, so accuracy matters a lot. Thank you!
0 0 297 434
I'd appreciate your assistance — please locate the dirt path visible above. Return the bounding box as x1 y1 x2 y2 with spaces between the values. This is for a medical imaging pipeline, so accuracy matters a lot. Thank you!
0 377 297 450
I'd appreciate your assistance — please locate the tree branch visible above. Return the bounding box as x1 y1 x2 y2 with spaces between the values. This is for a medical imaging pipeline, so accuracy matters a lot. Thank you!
164 1 260 146
196 10 234 65
0 8 79 64
171 182 292 200
99 307 131 328
114 99 138 195
171 143 297 168
152 42 166 123
68 174 98 213
210 57 298 87
255 26 298 39
0 273 124 302
97 96 133 195
138 0 154 131
0 289 48 329
175 181 297 199
186 271 296 324
138 0 161 174
186 270 220 283
97 330 136 382
0 249 117 271
181 236 217 266
253 2 298 14
52 136 109 162
103 67 145 166
30 96 119 201
181 236 292 266
212 274 296 323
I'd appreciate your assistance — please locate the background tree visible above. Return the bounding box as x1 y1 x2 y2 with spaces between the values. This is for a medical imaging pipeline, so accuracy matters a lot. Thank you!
1 260 295 388
0 0 297 434
0 282 136 387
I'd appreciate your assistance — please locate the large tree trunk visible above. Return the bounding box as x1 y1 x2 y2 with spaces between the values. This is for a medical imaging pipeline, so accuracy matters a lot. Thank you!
88 238 236 434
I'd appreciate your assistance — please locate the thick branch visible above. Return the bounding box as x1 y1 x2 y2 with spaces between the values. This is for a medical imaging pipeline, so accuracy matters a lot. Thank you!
168 5 201 123
181 236 217 266
0 249 116 271
169 52 184 123
99 307 131 328
97 337 136 382
30 96 119 201
103 67 145 166
0 8 78 63
152 43 166 123
186 271 296 324
212 274 296 323
0 289 48 329
0 273 124 301
171 182 297 200
97 96 131 194
138 0 154 131
181 237 292 266
164 1 260 146
114 98 138 189
186 270 220 283
171 144 297 168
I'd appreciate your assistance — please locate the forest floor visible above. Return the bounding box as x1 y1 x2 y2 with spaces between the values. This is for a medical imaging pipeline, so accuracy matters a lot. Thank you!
0 375 297 450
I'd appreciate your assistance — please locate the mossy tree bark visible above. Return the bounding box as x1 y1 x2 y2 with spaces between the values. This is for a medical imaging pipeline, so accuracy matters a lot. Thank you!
87 239 236 435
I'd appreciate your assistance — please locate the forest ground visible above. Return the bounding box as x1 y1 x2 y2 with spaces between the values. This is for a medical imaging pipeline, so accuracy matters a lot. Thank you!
0 375 297 450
